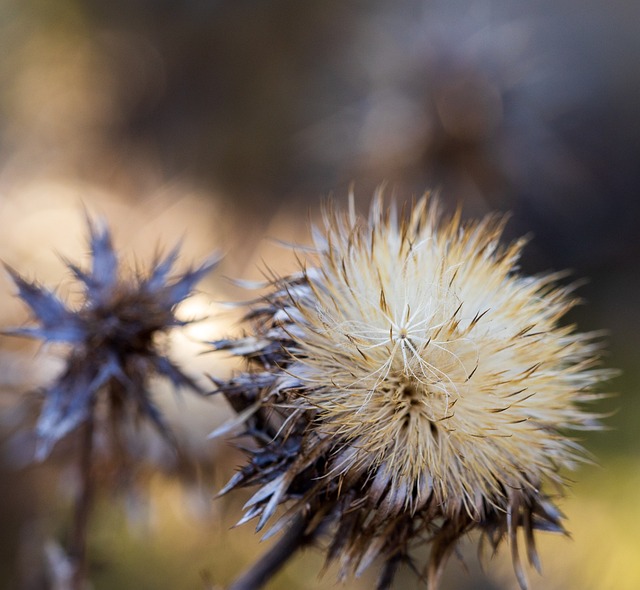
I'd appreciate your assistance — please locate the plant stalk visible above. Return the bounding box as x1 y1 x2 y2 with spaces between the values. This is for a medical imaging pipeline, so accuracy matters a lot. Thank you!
69 415 95 590
227 515 311 590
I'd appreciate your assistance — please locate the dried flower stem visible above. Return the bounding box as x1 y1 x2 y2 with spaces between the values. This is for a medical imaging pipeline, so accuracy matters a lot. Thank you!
227 514 311 590
69 411 95 590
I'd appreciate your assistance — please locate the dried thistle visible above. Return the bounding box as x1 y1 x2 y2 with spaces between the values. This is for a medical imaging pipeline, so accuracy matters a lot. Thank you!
3 216 217 460
213 193 611 589
4 215 217 589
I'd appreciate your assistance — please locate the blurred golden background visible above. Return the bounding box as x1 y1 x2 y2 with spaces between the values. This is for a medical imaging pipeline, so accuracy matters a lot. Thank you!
0 0 638 588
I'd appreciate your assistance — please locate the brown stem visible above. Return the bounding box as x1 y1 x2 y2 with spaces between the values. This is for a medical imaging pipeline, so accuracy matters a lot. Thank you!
227 515 311 590
69 415 95 590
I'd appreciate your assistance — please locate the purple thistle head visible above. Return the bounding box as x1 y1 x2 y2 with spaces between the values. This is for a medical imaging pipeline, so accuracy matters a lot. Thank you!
4 216 219 460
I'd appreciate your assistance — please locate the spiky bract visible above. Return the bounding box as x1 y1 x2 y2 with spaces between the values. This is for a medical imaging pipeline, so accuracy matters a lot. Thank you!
5 217 217 459
214 194 609 589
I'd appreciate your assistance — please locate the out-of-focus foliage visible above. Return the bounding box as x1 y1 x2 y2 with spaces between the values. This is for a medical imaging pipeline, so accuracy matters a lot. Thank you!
0 0 638 588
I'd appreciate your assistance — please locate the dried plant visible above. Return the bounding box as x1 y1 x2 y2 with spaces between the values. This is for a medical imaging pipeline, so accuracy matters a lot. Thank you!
212 193 611 590
4 216 217 589
1 196 612 590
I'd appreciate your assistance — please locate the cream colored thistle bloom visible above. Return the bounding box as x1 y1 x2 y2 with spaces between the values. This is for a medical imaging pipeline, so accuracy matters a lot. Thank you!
214 193 609 590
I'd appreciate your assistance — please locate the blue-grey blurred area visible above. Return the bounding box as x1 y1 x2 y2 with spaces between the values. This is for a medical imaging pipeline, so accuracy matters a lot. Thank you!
0 1 638 589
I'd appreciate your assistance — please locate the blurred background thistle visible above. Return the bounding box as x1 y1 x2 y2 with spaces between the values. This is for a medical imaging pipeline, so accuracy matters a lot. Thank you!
3 216 216 589
5 217 216 459
0 0 637 589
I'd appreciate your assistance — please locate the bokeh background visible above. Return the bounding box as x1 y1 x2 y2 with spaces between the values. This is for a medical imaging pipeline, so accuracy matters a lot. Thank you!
0 0 638 588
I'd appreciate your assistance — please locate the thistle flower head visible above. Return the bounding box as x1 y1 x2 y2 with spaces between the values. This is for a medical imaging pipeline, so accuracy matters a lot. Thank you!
5 216 218 459
214 193 610 589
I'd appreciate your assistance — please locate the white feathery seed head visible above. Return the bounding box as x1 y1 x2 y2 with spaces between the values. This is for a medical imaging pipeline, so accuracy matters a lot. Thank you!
281 193 603 520
214 191 611 589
